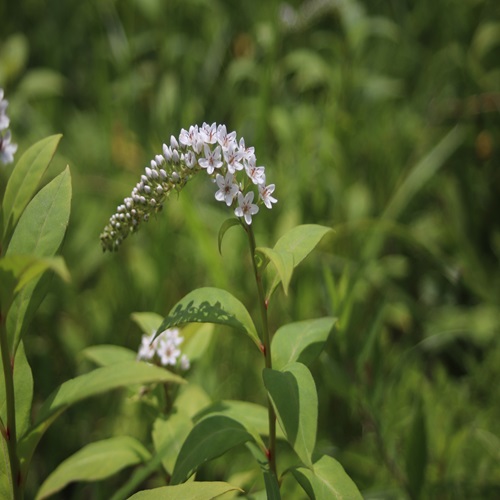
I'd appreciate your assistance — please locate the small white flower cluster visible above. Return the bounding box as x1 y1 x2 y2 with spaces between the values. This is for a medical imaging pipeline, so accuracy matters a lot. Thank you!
101 122 277 251
137 327 190 371
0 88 17 165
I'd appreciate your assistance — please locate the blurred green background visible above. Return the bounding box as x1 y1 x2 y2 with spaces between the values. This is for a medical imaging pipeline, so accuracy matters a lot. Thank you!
1 0 500 498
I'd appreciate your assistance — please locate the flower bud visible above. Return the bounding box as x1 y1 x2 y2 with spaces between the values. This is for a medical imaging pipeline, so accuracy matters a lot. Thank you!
163 144 172 162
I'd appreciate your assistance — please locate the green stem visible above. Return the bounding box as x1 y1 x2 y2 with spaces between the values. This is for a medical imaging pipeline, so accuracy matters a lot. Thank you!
0 315 21 499
245 224 277 478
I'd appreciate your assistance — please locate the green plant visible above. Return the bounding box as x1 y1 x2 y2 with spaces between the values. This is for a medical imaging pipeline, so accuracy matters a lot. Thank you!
35 123 362 499
0 131 187 499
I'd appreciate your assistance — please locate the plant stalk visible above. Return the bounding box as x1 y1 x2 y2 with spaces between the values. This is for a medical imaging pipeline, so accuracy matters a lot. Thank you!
245 224 277 477
0 315 21 499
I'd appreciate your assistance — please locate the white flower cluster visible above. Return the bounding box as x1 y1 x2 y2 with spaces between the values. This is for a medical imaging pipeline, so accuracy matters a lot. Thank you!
137 327 190 371
101 122 277 251
0 88 17 165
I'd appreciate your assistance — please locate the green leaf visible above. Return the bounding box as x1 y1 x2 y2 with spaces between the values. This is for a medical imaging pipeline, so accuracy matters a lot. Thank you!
5 163 72 261
6 166 72 353
18 361 184 480
291 454 363 500
2 134 62 239
152 413 193 475
181 323 214 362
194 400 267 452
81 345 136 367
383 126 464 221
246 442 281 500
266 225 332 300
255 247 294 295
0 465 10 500
36 436 151 500
195 400 285 441
263 363 317 467
131 311 163 336
174 384 212 419
127 482 242 500
171 415 254 485
272 317 337 370
0 342 33 440
218 218 242 254
0 255 69 295
111 400 204 499
157 287 260 347
405 398 428 499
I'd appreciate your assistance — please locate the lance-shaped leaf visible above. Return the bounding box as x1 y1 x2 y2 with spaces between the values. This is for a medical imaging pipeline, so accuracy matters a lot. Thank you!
0 255 69 295
255 247 294 296
263 362 317 467
152 413 193 475
195 400 285 441
0 341 33 440
291 454 363 499
246 442 281 500
218 218 242 254
36 436 151 500
194 400 268 452
131 311 163 336
266 224 332 300
171 415 255 485
0 465 9 500
18 361 184 480
6 166 72 353
405 398 428 500
2 134 62 239
81 344 136 367
128 482 242 500
272 317 337 370
157 287 260 347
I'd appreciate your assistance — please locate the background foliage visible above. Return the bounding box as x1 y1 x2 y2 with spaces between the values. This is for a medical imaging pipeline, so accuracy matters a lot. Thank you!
1 0 499 497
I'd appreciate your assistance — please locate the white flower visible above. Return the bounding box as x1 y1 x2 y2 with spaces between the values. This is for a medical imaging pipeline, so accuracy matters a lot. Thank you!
162 327 184 346
224 142 244 174
0 89 9 131
235 191 259 225
198 144 223 174
245 159 266 185
180 354 190 371
179 125 203 153
200 122 217 144
184 150 197 168
215 173 240 206
137 330 160 361
237 137 255 162
258 183 277 209
157 338 181 366
0 130 18 165
217 124 237 150
0 114 8 131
